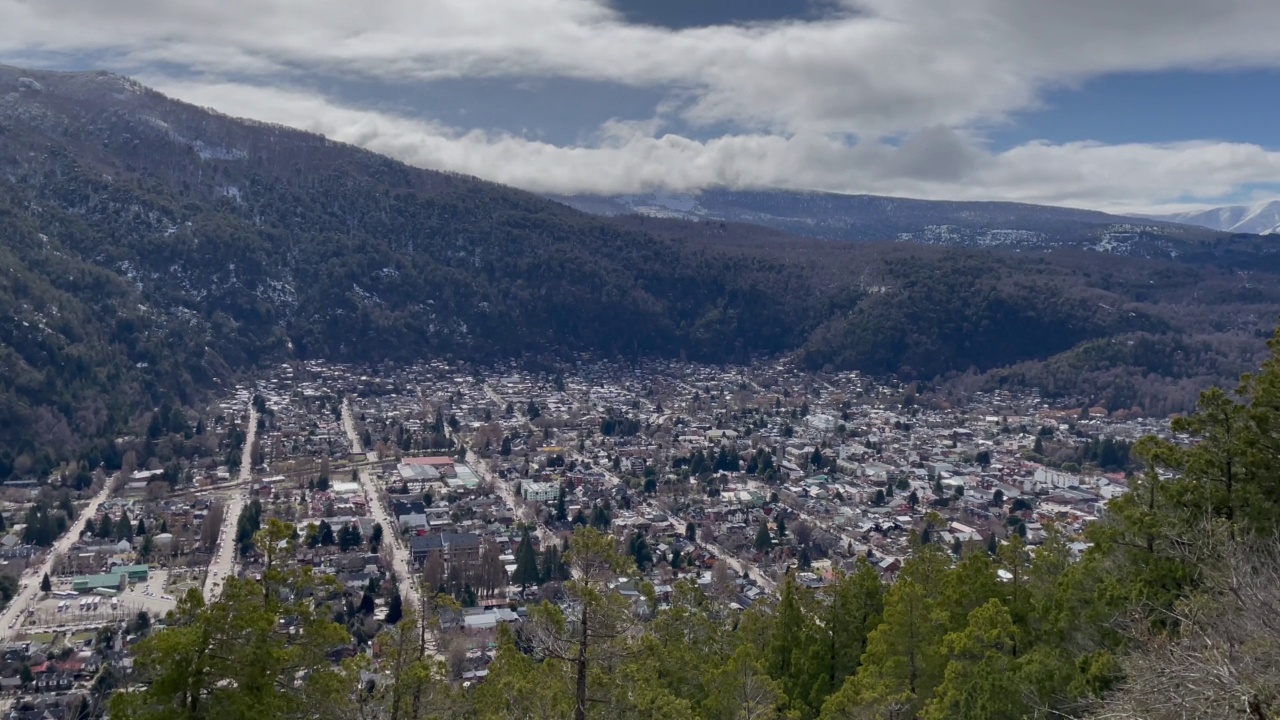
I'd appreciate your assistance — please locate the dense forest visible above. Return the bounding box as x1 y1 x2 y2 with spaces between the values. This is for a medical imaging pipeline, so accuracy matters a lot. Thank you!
109 331 1280 720
1 65 1278 480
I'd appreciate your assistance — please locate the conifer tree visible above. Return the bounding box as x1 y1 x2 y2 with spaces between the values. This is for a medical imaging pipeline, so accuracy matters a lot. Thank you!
512 527 541 590
754 520 774 553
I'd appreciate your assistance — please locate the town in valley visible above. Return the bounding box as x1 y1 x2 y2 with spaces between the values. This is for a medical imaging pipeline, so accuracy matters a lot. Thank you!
0 356 1161 717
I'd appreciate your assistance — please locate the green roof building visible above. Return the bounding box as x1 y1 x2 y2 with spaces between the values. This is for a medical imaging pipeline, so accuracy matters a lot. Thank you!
69 564 147 593
70 573 126 593
114 564 150 582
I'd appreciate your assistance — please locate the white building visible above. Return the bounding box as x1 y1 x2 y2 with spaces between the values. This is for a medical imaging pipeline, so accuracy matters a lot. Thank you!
521 481 560 503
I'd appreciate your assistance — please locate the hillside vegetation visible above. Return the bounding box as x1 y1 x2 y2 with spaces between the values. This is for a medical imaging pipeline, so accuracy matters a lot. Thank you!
0 65 1278 478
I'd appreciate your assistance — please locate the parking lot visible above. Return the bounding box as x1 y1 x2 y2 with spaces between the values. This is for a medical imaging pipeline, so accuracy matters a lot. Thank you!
15 570 179 635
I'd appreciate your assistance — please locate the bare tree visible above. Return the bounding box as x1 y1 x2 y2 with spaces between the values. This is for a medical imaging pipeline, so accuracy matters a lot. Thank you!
1096 532 1280 720
794 520 814 549
711 560 735 603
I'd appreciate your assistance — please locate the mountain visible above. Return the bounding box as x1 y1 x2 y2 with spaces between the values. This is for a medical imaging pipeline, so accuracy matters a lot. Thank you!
0 64 1277 476
551 189 1264 259
1146 200 1280 235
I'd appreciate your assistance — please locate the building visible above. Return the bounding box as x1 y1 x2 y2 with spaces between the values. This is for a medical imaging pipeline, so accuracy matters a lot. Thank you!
409 532 482 567
70 573 126 594
521 481 560 503
402 457 456 478
397 463 441 482
111 564 150 582
69 564 147 593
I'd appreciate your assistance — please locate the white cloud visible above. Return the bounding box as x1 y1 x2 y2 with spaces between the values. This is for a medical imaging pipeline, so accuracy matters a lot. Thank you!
3 0 1280 207
150 78 1280 214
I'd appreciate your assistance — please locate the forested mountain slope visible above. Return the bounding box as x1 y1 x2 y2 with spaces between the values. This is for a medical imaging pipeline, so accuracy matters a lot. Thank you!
1 64 1278 477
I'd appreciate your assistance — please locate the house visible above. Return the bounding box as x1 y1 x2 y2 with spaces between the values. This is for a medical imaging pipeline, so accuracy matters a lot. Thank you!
409 532 482 567
876 556 902 582
398 514 428 532
34 671 73 693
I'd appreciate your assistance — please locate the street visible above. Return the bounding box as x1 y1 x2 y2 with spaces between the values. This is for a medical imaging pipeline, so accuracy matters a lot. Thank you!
202 406 258 600
341 398 442 655
0 475 115 640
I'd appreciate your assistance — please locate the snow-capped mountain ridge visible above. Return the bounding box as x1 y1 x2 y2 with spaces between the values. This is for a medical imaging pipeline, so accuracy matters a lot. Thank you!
1148 200 1280 235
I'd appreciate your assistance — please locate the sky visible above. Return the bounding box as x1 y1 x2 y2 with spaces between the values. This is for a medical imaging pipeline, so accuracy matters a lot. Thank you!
3 0 1280 213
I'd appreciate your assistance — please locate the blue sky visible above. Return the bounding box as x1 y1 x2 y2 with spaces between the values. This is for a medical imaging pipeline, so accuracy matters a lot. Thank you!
2 0 1279 213
614 0 825 28
991 68 1280 150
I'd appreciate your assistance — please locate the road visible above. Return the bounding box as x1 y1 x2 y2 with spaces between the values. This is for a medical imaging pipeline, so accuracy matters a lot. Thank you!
703 539 777 593
202 406 258 600
481 383 506 409
468 448 558 551
340 399 428 628
0 474 115 640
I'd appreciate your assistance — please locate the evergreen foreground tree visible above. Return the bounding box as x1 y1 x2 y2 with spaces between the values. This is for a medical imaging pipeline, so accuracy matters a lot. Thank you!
522 525 643 720
109 520 349 720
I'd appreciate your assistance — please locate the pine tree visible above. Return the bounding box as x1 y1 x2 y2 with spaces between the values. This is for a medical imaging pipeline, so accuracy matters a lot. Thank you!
136 518 147 536
555 489 568 523
512 527 541 590
539 544 569 583
754 520 774 553
847 577 947 715
385 591 403 624
40 572 51 593
628 532 653 571
319 520 336 546
923 599 1024 720
765 575 806 676
776 514 787 539
589 504 611 530
338 523 363 551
